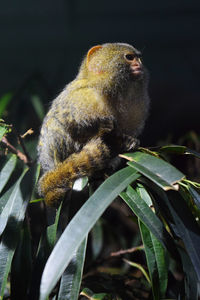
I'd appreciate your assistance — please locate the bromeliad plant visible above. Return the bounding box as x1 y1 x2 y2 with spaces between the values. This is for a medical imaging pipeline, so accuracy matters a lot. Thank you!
0 121 200 300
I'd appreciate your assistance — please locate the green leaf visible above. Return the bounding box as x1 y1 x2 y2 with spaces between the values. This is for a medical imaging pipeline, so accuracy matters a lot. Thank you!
139 221 168 300
58 237 87 300
178 247 198 300
80 288 112 300
123 151 185 191
0 92 13 118
188 187 200 210
39 166 140 300
0 169 28 235
11 225 32 299
31 95 45 121
165 192 200 281
46 203 62 249
136 183 152 206
91 219 103 259
0 155 17 194
120 186 178 256
0 168 32 296
0 126 7 141
158 145 187 155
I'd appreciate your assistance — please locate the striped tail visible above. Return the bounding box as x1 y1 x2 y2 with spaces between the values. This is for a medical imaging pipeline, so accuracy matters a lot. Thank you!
38 138 110 206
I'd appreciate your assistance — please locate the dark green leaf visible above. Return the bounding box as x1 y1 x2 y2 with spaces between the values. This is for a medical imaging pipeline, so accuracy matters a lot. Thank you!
158 145 187 155
120 185 178 256
58 237 87 300
91 219 103 259
31 95 45 121
139 221 168 300
0 155 17 194
0 169 28 235
11 225 32 299
39 167 140 300
178 247 198 300
165 191 200 281
0 168 32 296
0 126 7 141
0 92 13 117
188 187 200 210
123 151 185 191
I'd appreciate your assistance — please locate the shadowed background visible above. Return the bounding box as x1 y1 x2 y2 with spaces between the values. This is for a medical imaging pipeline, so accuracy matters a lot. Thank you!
0 0 200 145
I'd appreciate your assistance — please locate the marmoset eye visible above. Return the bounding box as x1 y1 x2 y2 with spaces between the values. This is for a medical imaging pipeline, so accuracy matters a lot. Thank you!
124 53 135 61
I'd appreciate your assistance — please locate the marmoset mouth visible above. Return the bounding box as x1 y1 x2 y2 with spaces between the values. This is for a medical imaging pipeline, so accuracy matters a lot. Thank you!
131 66 144 79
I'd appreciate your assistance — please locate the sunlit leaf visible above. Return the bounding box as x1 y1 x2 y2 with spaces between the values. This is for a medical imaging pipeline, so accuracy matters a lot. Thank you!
39 167 140 300
0 169 28 236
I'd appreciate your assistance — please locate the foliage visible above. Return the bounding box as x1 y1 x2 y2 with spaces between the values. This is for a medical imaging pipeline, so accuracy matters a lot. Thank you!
0 90 200 300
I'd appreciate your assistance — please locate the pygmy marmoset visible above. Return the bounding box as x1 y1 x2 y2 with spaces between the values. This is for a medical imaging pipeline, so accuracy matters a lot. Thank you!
37 42 150 206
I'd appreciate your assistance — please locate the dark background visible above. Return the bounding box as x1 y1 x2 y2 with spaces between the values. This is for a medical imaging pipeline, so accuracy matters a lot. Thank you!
1 0 200 145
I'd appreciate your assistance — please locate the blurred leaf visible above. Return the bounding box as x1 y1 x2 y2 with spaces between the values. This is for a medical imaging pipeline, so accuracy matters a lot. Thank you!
0 126 7 141
31 95 45 121
123 258 151 284
58 237 87 300
80 288 112 300
0 154 17 194
120 186 178 258
0 92 13 117
139 221 168 300
185 148 200 159
39 167 140 300
91 219 103 259
30 163 41 201
158 145 187 155
122 151 185 191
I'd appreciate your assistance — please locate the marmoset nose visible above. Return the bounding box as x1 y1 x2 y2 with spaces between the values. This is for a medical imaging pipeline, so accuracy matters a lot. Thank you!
132 58 141 67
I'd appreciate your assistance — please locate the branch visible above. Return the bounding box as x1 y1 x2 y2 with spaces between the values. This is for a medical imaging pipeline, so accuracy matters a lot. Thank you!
110 245 144 257
1 136 32 166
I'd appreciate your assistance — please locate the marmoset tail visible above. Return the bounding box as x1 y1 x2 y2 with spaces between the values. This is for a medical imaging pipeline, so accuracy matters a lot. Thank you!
37 42 150 206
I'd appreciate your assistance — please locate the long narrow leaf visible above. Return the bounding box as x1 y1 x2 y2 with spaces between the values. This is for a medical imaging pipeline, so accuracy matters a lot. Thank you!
166 192 200 281
0 168 31 296
120 186 178 258
122 152 184 191
40 167 140 300
0 154 17 194
0 169 28 235
139 221 168 300
58 237 87 300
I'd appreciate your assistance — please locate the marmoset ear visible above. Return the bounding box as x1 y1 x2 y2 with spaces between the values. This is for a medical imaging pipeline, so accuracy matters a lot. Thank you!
86 45 103 70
